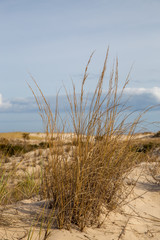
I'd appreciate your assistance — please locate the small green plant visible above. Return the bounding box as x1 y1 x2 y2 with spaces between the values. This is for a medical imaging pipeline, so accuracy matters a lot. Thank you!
0 173 7 204
0 159 18 204
6 172 40 203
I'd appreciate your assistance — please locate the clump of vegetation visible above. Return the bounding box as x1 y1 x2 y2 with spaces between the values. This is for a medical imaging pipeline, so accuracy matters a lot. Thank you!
8 173 40 202
132 142 154 153
39 142 50 148
22 132 30 140
0 143 24 156
0 140 49 157
28 48 146 231
0 143 32 157
153 131 160 138
129 137 160 155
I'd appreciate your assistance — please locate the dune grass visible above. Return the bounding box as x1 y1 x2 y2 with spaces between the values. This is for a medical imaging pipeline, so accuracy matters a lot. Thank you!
27 48 149 231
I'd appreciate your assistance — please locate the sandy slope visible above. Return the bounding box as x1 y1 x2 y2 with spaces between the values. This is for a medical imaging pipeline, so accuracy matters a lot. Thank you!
0 132 160 239
0 163 160 240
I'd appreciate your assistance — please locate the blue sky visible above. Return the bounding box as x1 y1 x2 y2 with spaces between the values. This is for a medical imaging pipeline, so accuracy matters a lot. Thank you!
0 0 160 132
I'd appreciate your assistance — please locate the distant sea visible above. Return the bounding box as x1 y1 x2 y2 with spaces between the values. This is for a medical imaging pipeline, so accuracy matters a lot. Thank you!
0 111 159 133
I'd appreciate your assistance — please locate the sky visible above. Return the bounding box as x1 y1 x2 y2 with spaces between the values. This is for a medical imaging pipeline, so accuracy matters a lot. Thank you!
0 0 160 132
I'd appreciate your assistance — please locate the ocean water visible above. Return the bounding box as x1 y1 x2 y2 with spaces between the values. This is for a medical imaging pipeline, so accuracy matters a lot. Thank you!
0 112 43 132
0 110 159 133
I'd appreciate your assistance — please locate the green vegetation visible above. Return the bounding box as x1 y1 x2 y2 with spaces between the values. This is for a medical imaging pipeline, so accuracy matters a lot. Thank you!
9 172 40 202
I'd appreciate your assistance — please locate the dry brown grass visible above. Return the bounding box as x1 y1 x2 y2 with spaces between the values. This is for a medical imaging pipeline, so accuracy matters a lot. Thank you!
27 48 149 231
0 132 45 141
0 132 24 139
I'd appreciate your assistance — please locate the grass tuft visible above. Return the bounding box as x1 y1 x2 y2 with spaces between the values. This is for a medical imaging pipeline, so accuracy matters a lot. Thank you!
29 49 147 231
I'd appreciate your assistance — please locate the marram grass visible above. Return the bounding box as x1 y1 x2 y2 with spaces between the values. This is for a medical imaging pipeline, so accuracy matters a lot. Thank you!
28 48 146 231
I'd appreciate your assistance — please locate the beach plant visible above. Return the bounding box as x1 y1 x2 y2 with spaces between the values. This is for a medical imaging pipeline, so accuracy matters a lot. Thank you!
153 130 160 138
28 48 145 231
22 132 30 141
9 172 40 202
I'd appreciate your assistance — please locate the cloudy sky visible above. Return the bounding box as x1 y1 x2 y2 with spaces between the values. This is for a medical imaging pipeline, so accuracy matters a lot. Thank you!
0 0 160 132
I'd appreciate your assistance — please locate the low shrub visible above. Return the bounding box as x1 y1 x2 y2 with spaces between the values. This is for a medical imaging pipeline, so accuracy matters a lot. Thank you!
0 142 49 157
153 131 160 138
132 142 154 153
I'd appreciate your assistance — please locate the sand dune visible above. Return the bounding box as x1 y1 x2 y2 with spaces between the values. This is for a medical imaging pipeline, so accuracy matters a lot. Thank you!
0 162 160 240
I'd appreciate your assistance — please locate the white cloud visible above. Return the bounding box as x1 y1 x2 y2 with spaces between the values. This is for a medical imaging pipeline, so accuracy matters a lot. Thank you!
0 94 12 109
124 87 160 103
0 87 160 114
0 94 2 105
152 87 160 101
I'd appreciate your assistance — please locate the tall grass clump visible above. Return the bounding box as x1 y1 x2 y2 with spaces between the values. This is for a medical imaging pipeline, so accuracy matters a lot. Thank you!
28 48 144 231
